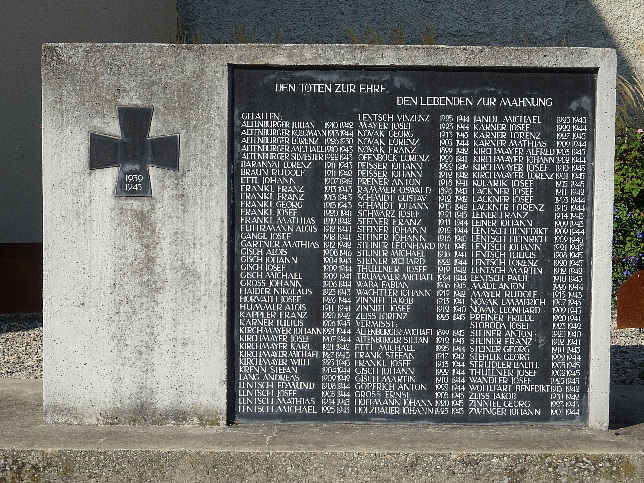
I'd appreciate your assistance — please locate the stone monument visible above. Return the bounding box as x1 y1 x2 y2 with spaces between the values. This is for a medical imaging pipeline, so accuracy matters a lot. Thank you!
42 44 615 428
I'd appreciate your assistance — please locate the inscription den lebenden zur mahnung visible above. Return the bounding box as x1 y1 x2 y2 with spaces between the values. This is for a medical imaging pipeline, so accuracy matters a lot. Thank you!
232 68 596 424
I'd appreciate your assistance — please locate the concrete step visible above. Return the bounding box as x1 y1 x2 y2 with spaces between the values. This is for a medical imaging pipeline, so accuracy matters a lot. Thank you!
1 380 643 482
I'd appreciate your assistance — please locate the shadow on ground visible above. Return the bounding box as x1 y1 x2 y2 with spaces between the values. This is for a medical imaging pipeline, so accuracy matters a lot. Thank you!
0 313 42 334
610 385 644 429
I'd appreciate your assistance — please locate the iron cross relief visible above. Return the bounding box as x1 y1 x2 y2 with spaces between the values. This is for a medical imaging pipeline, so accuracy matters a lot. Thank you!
89 106 179 196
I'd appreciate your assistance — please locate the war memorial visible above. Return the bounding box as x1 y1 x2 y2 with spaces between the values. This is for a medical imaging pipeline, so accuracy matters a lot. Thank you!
41 44 616 427
6 43 637 481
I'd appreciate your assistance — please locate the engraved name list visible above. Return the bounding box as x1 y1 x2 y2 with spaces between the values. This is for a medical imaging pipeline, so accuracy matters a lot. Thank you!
232 68 595 424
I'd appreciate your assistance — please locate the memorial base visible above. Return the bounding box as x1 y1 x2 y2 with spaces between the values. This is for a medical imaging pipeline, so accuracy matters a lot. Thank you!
2 381 643 483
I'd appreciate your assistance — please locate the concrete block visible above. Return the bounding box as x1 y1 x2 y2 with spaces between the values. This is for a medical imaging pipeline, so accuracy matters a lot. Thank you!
42 44 615 428
42 44 229 425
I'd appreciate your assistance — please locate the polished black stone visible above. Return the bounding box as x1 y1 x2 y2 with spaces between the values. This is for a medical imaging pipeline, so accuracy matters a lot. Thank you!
231 67 597 425
89 106 179 197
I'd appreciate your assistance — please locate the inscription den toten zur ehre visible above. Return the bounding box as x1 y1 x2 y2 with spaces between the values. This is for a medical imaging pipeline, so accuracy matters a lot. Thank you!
232 68 595 424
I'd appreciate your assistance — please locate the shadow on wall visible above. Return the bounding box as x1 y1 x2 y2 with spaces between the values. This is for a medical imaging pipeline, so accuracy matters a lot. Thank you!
1 1 177 245
177 0 642 78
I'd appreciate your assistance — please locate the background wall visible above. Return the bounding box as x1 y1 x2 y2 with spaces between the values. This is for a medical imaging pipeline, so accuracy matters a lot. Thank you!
178 0 644 79
0 1 176 313
0 0 177 244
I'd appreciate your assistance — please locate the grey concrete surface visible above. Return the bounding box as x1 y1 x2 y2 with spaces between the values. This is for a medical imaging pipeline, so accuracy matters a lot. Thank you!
0 380 643 482
3 1 644 249
42 43 230 426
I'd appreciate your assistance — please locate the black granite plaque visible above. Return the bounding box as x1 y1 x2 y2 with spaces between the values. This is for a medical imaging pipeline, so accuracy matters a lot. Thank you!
231 67 596 423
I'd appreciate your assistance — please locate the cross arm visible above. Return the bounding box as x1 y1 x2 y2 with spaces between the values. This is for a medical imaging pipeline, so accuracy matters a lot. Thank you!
89 133 120 169
148 135 180 171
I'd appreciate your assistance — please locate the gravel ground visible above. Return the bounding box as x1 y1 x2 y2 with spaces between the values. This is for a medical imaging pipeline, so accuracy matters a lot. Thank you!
1 313 642 384
0 313 43 379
